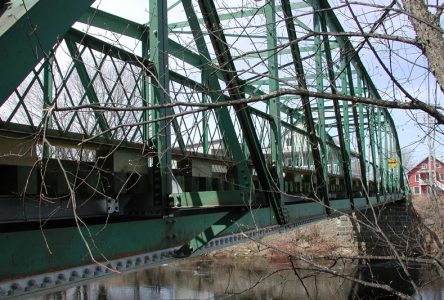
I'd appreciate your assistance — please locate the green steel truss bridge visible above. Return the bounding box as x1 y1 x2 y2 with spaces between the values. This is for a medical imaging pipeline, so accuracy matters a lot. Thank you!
0 0 405 296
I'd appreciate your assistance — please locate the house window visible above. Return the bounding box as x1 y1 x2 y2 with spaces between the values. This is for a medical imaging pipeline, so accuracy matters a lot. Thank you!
414 186 420 194
415 174 420 182
437 162 441 168
441 173 444 181
422 164 427 169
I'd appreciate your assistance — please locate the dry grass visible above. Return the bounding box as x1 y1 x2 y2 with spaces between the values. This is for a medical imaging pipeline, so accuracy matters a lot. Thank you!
206 198 444 260
412 197 444 254
206 219 349 260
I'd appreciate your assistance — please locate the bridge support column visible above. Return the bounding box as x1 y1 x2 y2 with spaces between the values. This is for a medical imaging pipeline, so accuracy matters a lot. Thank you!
337 200 423 256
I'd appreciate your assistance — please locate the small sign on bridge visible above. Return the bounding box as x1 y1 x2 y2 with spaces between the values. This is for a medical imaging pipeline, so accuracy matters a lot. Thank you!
388 158 397 168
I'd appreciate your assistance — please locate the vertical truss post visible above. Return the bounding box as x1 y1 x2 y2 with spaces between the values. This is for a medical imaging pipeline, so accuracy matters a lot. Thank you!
381 111 404 194
42 56 53 159
340 64 351 167
201 72 209 156
281 0 330 214
344 53 369 202
340 63 352 201
290 115 296 167
377 109 386 197
388 131 394 193
386 113 405 193
198 0 287 223
181 0 251 190
359 106 367 186
150 0 172 211
265 0 284 191
393 134 399 192
319 13 353 208
367 106 380 201
141 35 150 144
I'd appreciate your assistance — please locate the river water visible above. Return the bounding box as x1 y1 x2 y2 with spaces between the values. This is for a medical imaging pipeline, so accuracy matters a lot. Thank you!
27 257 443 299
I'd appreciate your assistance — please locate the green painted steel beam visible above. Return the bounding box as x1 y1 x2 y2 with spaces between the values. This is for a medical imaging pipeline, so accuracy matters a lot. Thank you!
242 44 339 58
318 10 353 207
266 0 284 192
167 35 340 55
201 72 209 155
376 108 384 195
313 8 329 203
198 0 287 224
341 67 353 191
175 210 246 255
368 106 380 200
0 212 229 280
280 0 330 213
181 0 252 190
78 9 202 67
170 30 287 41
247 71 356 85
0 0 92 106
42 56 53 158
346 60 369 196
79 7 145 40
141 34 150 144
168 1 310 30
168 0 182 11
381 109 388 195
150 0 172 211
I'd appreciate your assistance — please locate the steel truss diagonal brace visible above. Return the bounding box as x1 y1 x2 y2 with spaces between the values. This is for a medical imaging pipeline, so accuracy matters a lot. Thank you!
280 0 330 213
198 0 287 224
318 10 354 207
181 0 252 190
174 210 246 256
0 0 92 105
65 39 112 140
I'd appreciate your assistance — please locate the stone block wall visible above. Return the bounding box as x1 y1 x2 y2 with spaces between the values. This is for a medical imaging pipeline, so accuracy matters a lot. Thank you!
337 200 423 256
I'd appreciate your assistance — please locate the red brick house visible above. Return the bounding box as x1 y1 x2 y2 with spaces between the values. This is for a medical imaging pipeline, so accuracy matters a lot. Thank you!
408 156 444 197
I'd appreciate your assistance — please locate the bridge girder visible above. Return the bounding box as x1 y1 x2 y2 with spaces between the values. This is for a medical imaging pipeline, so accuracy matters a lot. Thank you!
0 0 405 292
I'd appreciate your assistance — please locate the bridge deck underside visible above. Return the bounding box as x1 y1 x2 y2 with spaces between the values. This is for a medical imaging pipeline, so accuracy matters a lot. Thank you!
0 0 405 292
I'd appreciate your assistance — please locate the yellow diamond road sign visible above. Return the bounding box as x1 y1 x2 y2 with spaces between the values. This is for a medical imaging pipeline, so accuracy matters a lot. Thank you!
388 158 397 168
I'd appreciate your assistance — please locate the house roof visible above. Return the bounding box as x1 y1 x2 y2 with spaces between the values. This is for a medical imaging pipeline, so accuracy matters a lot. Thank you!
407 156 444 175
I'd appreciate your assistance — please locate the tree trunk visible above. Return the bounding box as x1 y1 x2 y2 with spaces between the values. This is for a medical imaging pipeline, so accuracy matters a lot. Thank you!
403 0 444 94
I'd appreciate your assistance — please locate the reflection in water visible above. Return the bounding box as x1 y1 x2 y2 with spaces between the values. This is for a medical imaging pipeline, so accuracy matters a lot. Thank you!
416 279 444 300
27 258 441 300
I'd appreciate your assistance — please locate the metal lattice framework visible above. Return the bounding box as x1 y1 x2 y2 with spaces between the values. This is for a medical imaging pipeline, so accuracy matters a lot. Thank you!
0 0 405 294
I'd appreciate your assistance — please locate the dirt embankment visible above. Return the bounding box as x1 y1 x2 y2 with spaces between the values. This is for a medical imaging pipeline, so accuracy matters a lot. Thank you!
412 197 444 255
206 198 444 260
205 219 357 260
